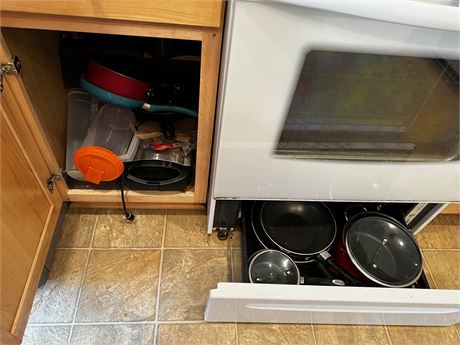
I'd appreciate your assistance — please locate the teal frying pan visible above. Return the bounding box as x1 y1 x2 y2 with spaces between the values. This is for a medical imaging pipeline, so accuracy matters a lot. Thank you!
80 77 198 118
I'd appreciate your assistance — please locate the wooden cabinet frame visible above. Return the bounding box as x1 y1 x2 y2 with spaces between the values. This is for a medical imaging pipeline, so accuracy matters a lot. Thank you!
1 10 223 206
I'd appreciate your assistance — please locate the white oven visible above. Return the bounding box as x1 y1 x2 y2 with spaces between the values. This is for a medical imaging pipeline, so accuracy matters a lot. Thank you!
211 0 460 203
205 0 460 326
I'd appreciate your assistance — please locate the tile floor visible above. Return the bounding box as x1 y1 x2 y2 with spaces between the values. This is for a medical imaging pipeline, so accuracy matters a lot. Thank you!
23 209 459 345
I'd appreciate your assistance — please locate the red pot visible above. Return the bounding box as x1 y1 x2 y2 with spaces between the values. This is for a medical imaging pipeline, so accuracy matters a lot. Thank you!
84 60 150 101
331 237 376 286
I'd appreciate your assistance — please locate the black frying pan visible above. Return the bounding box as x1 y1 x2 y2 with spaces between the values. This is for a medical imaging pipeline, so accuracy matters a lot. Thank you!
250 202 311 263
260 201 336 257
257 201 361 285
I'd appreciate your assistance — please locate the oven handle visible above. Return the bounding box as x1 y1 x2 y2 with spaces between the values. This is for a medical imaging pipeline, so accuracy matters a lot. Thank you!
261 0 460 32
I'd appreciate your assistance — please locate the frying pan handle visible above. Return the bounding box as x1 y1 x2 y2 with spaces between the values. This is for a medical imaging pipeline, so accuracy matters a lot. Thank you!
302 277 345 286
344 205 368 221
142 103 198 118
318 252 362 287
316 260 333 278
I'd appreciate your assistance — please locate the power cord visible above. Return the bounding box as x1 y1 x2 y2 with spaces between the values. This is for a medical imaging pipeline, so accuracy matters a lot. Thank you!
120 174 135 221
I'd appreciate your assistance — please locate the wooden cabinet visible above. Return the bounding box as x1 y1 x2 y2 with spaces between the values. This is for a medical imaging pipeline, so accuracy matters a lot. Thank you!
1 0 224 28
0 4 223 343
1 5 223 206
1 82 63 343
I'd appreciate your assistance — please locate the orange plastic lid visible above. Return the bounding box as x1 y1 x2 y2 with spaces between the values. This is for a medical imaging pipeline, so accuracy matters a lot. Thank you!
74 146 124 184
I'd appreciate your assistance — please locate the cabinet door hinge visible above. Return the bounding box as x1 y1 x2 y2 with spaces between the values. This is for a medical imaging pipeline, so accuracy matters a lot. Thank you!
47 169 64 193
0 55 21 92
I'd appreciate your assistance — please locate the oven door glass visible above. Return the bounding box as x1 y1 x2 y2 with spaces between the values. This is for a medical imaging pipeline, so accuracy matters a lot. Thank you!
275 51 459 161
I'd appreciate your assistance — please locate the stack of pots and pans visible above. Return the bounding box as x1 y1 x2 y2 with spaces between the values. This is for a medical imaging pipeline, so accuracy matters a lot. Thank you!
248 201 423 288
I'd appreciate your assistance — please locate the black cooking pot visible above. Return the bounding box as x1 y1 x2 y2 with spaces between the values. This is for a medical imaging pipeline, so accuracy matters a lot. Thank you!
340 206 423 288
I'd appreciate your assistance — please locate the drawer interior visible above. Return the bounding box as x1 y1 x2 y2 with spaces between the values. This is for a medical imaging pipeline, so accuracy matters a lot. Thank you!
240 201 431 289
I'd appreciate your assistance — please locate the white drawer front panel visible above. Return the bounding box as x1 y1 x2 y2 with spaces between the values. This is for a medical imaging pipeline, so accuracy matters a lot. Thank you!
205 283 460 326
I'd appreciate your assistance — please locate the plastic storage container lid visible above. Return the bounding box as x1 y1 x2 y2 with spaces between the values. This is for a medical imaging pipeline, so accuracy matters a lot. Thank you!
74 146 124 184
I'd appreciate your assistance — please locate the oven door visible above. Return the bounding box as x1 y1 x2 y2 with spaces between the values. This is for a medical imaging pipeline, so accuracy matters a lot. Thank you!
213 0 460 202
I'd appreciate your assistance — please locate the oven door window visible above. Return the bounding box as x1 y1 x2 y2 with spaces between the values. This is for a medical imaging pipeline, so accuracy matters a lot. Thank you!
275 51 459 161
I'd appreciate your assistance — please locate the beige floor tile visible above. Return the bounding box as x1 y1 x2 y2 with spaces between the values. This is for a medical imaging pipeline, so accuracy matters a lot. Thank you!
232 249 244 282
164 210 231 247
75 250 161 322
387 325 460 345
238 324 314 345
28 250 88 323
416 215 460 249
422 250 460 289
314 325 390 345
420 252 437 288
22 326 70 345
159 249 232 320
93 210 164 248
57 209 98 248
230 226 242 249
70 324 154 345
157 323 236 345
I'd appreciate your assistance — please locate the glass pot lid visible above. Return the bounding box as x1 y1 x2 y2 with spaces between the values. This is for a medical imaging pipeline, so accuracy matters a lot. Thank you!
249 250 300 285
345 216 422 287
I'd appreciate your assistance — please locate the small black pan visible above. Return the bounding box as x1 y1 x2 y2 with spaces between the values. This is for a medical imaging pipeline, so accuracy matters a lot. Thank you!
248 249 345 286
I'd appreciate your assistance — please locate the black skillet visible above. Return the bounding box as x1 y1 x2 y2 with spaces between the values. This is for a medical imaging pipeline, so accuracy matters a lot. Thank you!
255 201 362 286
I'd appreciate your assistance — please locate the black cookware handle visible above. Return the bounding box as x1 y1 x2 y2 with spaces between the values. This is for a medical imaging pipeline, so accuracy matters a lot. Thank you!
316 260 333 278
344 205 368 221
318 252 362 287
302 276 346 286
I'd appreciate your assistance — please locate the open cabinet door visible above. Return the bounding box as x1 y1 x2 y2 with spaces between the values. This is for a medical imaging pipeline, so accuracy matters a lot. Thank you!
1 40 64 344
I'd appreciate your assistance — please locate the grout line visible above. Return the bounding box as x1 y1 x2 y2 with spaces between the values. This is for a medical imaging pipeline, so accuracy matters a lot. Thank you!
27 320 211 327
235 323 239 345
453 323 460 340
66 211 99 345
27 321 157 327
384 325 394 345
153 211 168 345
157 320 208 324
230 243 235 283
56 246 233 250
419 248 460 251
311 324 318 345
55 247 91 250
421 251 439 289
57 247 162 251
162 246 233 250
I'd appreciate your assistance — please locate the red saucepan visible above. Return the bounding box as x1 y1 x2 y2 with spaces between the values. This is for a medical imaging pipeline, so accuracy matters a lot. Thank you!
82 61 198 117
84 60 150 100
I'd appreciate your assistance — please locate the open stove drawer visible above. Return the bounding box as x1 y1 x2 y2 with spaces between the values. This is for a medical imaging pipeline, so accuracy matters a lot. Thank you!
205 283 459 326
205 202 460 326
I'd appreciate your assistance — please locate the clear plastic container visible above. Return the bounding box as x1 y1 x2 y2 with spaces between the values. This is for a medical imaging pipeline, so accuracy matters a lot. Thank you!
81 104 139 161
66 89 99 181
